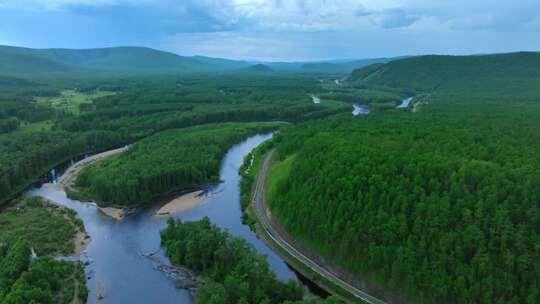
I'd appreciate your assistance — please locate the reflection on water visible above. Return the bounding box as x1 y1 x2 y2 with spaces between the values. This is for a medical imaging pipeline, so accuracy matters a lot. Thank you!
27 133 301 304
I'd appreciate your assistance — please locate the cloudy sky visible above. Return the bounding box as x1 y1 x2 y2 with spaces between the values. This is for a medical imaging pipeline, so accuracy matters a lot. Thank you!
1 0 539 61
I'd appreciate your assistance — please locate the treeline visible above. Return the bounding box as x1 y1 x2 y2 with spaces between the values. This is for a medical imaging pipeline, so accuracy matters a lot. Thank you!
75 122 288 207
161 217 339 304
0 197 88 303
267 92 540 303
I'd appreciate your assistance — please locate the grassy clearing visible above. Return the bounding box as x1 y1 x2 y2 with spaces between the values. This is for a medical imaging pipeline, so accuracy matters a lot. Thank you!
266 153 297 205
35 89 116 115
17 119 53 132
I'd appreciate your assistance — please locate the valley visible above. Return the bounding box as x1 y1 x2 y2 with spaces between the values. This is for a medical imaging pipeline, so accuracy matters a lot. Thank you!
0 45 539 304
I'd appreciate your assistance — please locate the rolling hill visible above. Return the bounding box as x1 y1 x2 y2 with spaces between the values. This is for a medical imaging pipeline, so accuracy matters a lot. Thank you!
0 45 249 76
348 52 540 93
0 44 406 78
244 64 273 73
0 51 72 74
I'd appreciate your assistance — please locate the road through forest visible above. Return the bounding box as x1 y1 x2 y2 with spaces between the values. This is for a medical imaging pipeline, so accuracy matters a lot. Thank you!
252 150 387 304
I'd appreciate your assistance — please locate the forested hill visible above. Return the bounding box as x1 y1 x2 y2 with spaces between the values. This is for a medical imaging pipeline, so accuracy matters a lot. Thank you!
244 64 274 73
0 44 403 77
348 52 540 93
0 51 72 74
0 45 249 76
264 50 540 303
268 98 540 303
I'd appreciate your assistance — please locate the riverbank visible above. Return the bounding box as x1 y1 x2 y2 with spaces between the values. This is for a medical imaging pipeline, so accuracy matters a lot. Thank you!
74 230 91 256
154 190 204 218
57 146 130 191
98 207 126 220
26 133 303 304
44 199 91 256
42 146 130 220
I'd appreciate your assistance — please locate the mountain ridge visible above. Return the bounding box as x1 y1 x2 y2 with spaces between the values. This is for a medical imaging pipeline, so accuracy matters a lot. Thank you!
348 51 540 92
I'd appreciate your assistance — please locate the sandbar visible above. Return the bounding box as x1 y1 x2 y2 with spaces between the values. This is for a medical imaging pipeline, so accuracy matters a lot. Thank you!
155 190 204 217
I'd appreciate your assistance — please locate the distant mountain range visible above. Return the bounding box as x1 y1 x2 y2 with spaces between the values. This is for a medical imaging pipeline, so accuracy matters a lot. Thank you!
0 45 399 78
244 64 273 73
0 45 250 76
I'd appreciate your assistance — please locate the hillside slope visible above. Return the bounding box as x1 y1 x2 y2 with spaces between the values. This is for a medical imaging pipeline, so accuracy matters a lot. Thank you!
267 51 540 303
0 45 246 76
0 51 72 74
348 52 540 93
244 64 273 73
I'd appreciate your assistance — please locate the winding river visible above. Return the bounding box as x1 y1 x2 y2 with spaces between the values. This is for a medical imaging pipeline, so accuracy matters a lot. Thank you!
27 133 307 304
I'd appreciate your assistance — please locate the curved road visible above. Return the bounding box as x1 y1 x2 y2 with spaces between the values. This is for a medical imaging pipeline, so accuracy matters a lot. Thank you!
252 150 387 304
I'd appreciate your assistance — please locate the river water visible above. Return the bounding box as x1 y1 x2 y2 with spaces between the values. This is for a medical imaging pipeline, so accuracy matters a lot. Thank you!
352 96 414 115
397 97 413 109
352 104 370 115
27 133 304 304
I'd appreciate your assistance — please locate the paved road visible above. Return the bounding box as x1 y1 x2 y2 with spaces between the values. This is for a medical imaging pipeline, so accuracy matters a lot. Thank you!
252 150 387 304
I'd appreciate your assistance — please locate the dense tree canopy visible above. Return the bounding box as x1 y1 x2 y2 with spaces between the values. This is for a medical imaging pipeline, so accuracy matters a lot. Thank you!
75 122 288 206
2 257 87 304
0 197 84 255
0 197 87 303
161 217 339 304
349 52 540 93
267 92 540 303
0 74 348 206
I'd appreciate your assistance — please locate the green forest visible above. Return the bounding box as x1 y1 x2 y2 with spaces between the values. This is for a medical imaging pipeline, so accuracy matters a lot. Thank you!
0 197 88 303
2 46 540 304
264 54 540 304
0 72 348 206
161 217 340 304
75 122 288 206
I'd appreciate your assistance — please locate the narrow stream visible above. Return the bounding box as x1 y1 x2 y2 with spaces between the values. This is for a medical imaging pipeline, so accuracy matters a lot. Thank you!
27 133 306 304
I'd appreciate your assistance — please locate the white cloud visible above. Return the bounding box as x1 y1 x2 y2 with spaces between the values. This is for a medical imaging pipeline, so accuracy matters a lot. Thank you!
1 0 539 60
0 0 155 10
163 31 300 61
0 0 417 30
221 0 408 31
